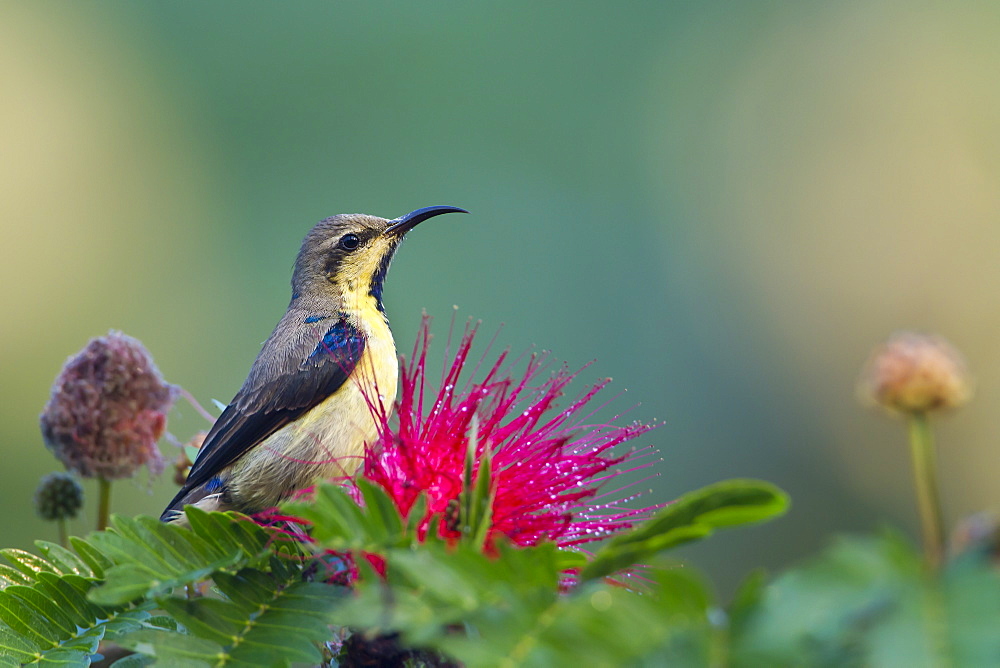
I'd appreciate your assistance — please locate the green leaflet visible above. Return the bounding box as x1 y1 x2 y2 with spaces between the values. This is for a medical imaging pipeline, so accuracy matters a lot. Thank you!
284 479 418 553
0 625 40 665
34 542 94 578
0 550 57 579
581 478 790 582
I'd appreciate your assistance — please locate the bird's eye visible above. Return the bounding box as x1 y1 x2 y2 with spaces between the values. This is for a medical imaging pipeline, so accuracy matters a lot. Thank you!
339 234 360 251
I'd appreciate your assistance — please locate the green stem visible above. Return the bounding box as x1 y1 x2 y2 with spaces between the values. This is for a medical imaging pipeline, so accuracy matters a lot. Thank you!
907 412 945 570
97 477 112 532
57 518 68 549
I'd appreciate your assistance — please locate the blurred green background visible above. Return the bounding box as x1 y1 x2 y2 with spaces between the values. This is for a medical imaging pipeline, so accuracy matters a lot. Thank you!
4 1 999 597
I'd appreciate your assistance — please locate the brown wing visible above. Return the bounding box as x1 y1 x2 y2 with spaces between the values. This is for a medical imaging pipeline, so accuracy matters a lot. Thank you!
161 316 364 519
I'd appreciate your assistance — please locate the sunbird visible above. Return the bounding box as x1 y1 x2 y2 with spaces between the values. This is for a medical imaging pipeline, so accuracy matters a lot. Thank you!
161 205 467 522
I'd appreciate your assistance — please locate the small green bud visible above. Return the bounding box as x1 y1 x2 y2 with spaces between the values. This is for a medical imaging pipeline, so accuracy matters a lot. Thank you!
34 472 84 521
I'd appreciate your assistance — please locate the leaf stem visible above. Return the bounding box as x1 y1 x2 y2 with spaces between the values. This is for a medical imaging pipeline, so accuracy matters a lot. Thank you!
907 412 945 570
97 476 112 531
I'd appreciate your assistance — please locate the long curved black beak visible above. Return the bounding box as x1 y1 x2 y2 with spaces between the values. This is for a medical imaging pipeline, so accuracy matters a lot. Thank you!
385 205 468 237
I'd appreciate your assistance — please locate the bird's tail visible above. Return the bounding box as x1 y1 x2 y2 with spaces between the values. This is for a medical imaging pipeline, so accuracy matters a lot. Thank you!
159 483 223 522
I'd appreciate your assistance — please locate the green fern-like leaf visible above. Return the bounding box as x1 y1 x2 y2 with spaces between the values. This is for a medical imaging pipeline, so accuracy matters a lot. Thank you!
88 509 275 606
114 563 344 667
71 509 346 665
0 558 154 665
0 507 308 665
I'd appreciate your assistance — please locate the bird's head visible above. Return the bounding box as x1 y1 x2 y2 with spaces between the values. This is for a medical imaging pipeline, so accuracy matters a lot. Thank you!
291 205 467 309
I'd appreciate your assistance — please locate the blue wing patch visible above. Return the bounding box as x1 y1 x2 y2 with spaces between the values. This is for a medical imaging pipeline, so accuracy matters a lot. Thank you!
310 320 364 361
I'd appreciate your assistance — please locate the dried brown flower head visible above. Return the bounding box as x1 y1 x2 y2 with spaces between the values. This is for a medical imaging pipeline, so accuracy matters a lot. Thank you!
40 331 178 479
859 331 972 414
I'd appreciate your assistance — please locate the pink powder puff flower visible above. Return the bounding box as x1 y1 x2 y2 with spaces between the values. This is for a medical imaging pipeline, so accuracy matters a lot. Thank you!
359 315 659 551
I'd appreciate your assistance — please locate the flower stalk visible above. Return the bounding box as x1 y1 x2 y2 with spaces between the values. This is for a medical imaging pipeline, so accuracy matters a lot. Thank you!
859 331 971 572
57 518 68 548
97 477 112 532
907 412 945 570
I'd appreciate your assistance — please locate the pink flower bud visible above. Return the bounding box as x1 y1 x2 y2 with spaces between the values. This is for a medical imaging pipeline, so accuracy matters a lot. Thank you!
859 332 972 414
